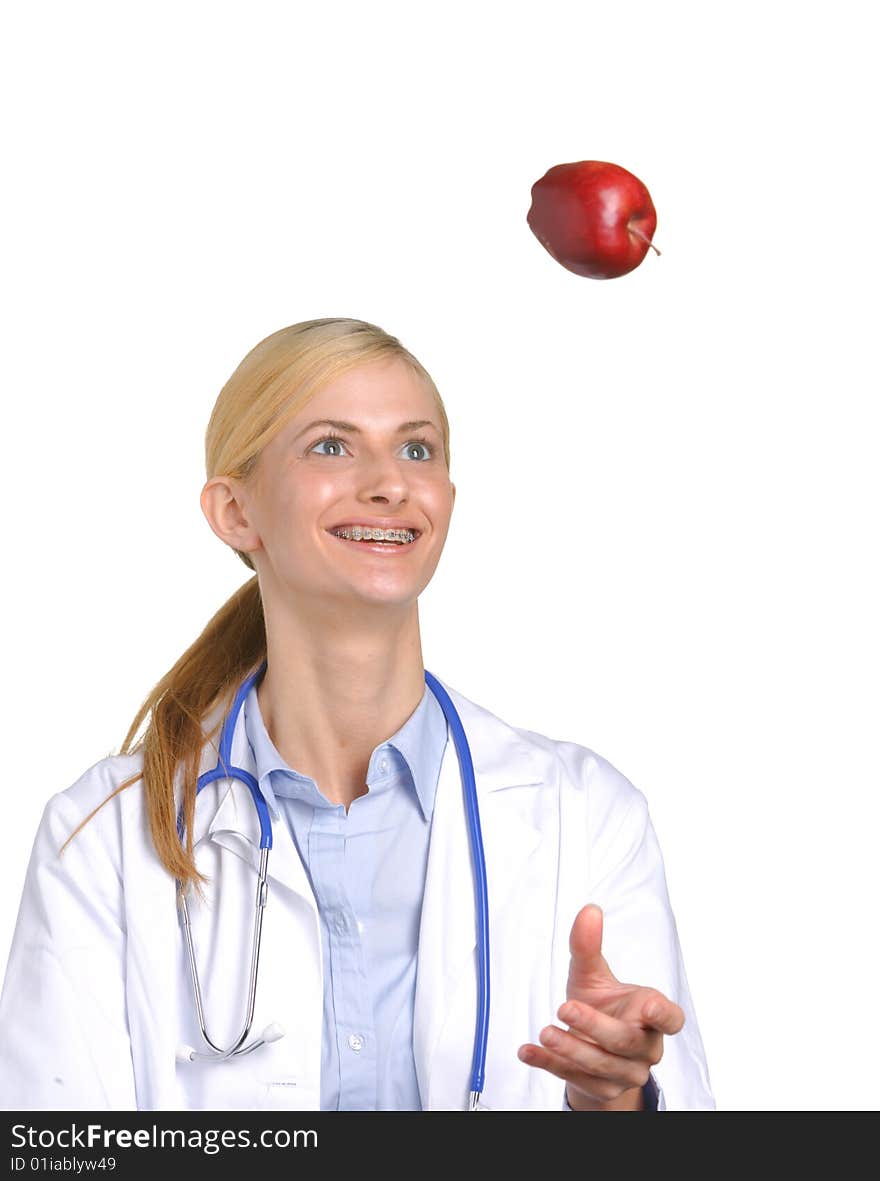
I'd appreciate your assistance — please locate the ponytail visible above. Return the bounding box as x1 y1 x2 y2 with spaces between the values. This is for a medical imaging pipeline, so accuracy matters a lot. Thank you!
61 577 266 890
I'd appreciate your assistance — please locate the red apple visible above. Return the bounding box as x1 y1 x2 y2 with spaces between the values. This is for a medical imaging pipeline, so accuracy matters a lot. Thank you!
527 160 659 279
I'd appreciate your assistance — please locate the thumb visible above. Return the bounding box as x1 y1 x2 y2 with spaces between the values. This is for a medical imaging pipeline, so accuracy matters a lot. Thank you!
567 904 617 997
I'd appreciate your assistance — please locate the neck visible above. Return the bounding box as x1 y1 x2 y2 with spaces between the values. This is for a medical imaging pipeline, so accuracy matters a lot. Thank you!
255 593 426 811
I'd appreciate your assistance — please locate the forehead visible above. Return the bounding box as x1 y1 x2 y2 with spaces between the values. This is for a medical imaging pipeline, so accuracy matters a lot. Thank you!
294 357 438 425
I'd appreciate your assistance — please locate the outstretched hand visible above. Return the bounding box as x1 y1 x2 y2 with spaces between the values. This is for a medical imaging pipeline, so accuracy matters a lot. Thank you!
517 904 685 1110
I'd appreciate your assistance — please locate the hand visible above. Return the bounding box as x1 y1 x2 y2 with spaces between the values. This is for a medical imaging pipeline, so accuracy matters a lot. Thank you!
517 904 685 1110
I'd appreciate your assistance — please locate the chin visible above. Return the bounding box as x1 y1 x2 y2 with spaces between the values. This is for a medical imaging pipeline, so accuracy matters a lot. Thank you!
350 582 424 609
297 576 424 613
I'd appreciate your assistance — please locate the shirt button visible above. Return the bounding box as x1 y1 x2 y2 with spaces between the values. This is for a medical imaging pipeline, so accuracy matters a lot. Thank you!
348 1033 365 1052
334 914 347 934
378 757 389 773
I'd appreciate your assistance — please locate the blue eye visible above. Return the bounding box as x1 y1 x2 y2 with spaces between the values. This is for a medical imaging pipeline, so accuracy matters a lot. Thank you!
308 434 434 460
310 436 347 457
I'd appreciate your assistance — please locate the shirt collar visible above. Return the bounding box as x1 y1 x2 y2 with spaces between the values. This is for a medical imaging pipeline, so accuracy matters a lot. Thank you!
242 679 448 822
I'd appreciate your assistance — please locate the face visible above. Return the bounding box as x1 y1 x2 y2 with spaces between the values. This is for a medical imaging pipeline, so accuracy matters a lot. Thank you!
227 357 455 612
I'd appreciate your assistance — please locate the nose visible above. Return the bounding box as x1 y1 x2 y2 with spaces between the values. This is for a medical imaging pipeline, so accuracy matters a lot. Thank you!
356 450 410 505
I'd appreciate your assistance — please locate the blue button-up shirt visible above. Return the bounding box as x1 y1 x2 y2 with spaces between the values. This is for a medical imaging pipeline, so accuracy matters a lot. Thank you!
243 681 449 1111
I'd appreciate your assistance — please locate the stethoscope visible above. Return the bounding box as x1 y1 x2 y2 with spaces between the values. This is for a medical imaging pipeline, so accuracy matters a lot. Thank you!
175 660 490 1111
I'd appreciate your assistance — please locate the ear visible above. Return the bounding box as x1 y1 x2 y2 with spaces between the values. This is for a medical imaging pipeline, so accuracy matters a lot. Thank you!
200 476 262 556
450 481 457 509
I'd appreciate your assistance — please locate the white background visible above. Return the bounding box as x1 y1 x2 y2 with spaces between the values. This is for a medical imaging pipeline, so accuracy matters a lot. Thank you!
2 1 877 1111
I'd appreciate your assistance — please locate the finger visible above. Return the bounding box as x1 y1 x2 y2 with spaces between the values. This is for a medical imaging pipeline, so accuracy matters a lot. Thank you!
567 904 616 991
538 1025 652 1088
518 1034 651 1096
518 1041 645 1102
558 1000 664 1064
641 995 685 1036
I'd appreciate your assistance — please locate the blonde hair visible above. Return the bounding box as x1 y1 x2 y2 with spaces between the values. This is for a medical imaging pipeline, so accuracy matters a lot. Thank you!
65 318 451 888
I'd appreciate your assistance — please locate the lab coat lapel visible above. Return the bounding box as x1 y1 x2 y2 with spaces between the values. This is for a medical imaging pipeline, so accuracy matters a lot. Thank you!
186 693 316 904
413 681 545 1110
206 786 315 903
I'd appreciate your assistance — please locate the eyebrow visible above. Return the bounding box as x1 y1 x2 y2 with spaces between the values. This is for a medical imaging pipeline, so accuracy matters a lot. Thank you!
293 418 440 441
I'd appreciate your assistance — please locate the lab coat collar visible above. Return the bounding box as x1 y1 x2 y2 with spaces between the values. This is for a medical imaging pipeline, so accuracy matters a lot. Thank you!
181 682 316 901
189 670 542 812
185 672 544 898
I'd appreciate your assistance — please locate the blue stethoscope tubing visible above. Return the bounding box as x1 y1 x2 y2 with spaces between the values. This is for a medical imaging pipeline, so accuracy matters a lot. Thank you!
176 660 490 1110
423 669 490 1107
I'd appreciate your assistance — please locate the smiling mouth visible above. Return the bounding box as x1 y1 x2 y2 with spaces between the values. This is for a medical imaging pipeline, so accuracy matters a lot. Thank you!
327 525 419 546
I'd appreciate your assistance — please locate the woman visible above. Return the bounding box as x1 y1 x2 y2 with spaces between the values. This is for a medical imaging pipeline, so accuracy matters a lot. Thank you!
0 318 713 1111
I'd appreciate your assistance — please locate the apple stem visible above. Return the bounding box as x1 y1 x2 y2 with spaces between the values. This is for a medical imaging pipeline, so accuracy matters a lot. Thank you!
628 225 662 256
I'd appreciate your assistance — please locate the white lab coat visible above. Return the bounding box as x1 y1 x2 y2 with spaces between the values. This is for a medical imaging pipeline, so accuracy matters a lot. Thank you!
0 676 714 1111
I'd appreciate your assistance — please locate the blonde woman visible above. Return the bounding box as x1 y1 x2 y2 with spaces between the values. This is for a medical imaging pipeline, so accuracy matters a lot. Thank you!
0 318 713 1111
